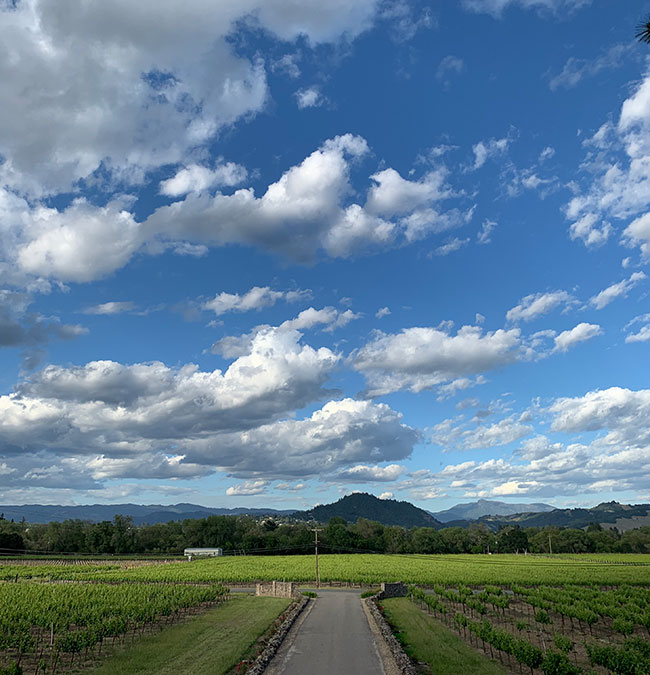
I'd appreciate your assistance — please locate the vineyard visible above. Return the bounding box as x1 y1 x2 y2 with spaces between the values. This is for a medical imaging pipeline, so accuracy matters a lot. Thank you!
403 583 650 674
4 553 650 586
0 581 228 674
1 553 649 673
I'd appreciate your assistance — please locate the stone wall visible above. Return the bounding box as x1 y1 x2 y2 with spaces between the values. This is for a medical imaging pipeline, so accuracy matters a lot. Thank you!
256 580 297 598
379 582 408 598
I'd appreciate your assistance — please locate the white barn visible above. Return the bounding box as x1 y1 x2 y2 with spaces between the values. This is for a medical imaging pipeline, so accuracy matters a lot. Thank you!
184 547 223 560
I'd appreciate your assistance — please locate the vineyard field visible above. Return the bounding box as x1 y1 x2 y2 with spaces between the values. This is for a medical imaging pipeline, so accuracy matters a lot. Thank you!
403 582 650 674
4 553 649 586
0 581 228 673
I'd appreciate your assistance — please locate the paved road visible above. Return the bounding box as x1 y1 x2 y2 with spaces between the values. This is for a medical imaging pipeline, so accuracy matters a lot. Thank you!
265 590 386 675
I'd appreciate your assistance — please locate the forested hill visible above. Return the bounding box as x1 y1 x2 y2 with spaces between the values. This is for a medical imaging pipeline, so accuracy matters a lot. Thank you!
0 503 296 525
294 493 442 529
447 501 650 532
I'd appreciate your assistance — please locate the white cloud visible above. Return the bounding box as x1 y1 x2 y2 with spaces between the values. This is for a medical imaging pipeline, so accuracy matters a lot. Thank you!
0 0 380 197
566 66 650 253
549 45 632 91
625 314 650 343
226 480 268 496
160 162 248 197
553 322 602 352
462 0 591 17
336 464 406 482
378 492 393 500
626 325 650 343
430 413 533 451
539 147 555 162
82 301 136 315
15 197 144 283
375 307 391 319
203 286 308 315
477 219 497 245
569 213 612 248
436 56 465 85
589 271 647 309
624 213 650 258
433 237 469 256
8 134 469 282
295 86 325 109
189 398 418 479
272 53 301 79
0 327 421 486
471 137 509 170
354 324 522 396
210 306 358 358
549 387 650 446
506 290 574 322
420 386 650 499
283 307 360 332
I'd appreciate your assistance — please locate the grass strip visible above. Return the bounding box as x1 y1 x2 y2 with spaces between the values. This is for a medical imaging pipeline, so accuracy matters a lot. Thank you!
90 595 291 675
382 597 505 675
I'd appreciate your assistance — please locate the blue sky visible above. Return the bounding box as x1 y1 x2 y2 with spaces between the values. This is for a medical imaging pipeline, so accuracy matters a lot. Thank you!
1 0 650 511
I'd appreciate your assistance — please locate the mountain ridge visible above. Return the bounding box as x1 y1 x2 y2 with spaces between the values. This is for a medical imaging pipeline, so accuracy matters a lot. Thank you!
431 499 555 523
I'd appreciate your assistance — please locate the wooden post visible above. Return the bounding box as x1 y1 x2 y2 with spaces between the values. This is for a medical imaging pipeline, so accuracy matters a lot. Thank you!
311 528 322 588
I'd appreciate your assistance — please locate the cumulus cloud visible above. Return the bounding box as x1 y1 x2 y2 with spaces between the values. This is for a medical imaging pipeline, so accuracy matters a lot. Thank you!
353 324 522 396
415 386 650 499
589 271 647 310
187 399 418 479
506 290 574 322
11 327 338 439
566 66 650 253
160 162 248 197
336 464 406 482
203 286 309 315
0 0 380 197
211 306 360 358
226 480 268 496
549 386 650 446
0 326 419 485
7 134 469 282
553 322 602 352
430 414 533 451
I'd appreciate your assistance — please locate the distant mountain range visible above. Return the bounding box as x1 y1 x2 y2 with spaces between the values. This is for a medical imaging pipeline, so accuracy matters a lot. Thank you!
431 499 555 523
447 501 650 533
293 493 442 529
2 498 649 532
0 503 296 525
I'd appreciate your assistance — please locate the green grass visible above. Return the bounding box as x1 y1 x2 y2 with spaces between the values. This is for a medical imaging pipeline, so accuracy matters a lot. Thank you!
382 597 505 675
90 595 291 675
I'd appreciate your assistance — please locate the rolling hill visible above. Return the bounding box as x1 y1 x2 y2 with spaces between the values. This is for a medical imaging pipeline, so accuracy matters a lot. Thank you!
293 492 443 529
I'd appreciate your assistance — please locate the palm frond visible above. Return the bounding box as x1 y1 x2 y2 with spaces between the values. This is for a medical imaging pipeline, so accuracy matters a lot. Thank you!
636 17 650 44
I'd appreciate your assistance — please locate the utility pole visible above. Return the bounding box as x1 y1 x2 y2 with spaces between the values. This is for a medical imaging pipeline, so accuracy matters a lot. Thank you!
548 533 553 555
311 528 322 588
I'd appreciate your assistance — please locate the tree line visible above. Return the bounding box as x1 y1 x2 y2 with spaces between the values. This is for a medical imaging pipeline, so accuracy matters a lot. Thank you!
1 513 649 556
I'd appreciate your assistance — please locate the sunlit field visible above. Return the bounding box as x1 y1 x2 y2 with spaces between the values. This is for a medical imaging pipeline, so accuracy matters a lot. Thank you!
3 553 649 586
